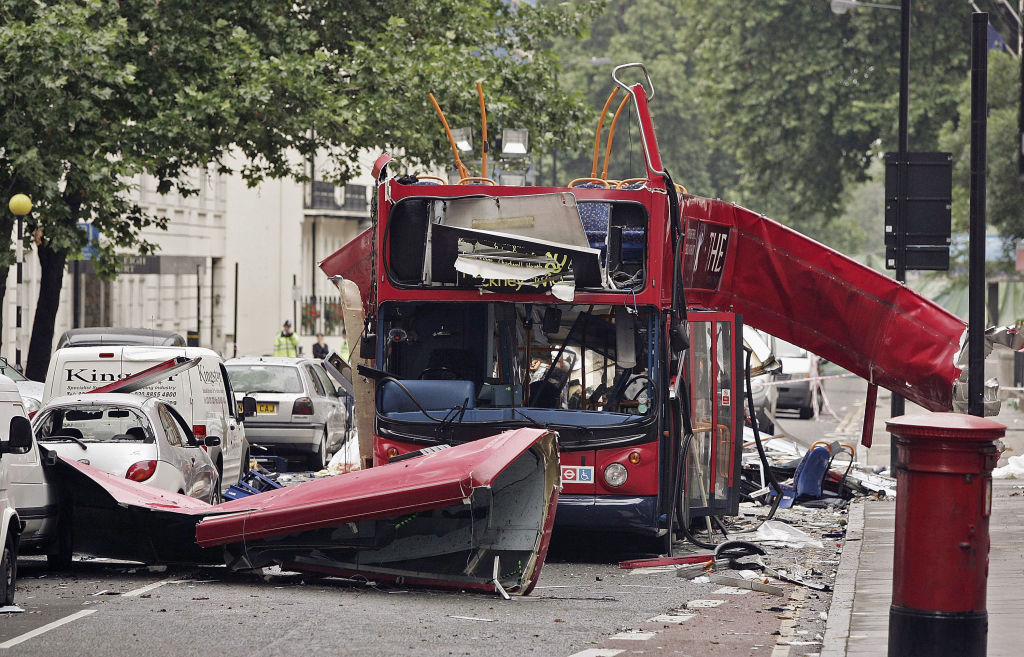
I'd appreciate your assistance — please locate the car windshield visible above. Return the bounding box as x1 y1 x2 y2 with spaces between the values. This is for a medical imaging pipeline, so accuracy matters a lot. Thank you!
226 365 304 394
0 362 27 381
36 405 153 443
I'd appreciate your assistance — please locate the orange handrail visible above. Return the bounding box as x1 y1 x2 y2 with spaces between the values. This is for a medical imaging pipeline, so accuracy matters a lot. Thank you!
477 82 488 179
428 93 469 180
601 95 630 180
591 88 620 178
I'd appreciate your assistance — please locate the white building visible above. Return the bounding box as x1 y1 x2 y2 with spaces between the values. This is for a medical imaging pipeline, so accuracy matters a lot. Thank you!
4 153 373 366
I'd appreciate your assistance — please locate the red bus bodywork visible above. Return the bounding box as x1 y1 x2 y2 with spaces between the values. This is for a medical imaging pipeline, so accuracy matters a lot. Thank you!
320 67 965 547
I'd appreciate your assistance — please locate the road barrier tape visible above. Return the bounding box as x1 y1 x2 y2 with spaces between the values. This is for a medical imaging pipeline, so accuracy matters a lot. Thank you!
756 372 857 388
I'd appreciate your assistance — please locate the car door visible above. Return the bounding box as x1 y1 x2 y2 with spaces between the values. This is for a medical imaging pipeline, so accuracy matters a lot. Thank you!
310 363 346 442
155 402 197 494
218 362 246 484
3 400 58 545
303 364 338 443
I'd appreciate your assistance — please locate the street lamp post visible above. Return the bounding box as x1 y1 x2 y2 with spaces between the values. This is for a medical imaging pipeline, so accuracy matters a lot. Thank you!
831 0 908 465
8 194 32 371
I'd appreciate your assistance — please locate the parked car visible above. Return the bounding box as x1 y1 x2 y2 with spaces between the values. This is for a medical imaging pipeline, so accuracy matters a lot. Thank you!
742 326 779 432
0 358 43 417
42 346 250 493
0 375 71 598
55 327 186 349
771 338 819 419
33 394 221 503
225 357 350 469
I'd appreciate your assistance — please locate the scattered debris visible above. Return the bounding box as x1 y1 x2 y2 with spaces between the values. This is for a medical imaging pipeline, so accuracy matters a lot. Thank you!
994 454 1024 479
712 575 785 596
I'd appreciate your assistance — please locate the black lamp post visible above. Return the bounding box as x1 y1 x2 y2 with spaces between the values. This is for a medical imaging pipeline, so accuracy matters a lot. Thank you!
8 193 32 370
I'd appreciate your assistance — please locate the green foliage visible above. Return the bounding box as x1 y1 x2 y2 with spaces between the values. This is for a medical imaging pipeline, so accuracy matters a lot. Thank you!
548 1 971 253
939 50 1024 267
0 0 601 276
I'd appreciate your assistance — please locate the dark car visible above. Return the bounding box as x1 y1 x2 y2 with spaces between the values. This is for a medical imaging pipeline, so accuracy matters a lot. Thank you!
56 328 186 349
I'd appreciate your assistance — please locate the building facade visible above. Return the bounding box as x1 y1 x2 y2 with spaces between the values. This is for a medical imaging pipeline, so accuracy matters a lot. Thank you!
4 153 372 367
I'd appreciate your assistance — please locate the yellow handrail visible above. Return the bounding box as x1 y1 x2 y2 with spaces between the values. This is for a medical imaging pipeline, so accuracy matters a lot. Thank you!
456 176 497 186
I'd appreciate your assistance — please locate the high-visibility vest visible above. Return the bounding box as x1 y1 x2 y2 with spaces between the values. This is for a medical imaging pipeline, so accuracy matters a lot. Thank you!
274 331 299 357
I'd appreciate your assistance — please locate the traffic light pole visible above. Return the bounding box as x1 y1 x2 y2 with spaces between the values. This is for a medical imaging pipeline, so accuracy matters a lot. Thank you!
891 0 910 472
969 14 989 418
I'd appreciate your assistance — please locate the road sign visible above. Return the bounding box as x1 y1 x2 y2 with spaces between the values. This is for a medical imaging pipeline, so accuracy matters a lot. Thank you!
884 152 952 271
78 222 99 260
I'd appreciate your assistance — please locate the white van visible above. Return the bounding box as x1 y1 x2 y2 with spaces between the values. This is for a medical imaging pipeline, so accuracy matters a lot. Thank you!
43 346 250 492
0 374 69 603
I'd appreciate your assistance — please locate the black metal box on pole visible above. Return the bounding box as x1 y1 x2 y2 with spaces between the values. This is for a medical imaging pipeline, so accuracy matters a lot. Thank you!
884 151 953 271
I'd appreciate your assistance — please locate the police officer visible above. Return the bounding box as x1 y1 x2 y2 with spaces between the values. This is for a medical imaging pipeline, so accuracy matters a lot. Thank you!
274 320 299 357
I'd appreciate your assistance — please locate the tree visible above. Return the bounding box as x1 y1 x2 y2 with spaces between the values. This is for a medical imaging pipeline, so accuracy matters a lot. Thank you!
688 2 970 240
939 50 1024 257
546 1 739 197
548 1 974 251
0 0 601 379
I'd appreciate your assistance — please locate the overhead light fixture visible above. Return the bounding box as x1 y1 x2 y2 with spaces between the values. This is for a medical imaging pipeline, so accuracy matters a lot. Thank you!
501 128 529 157
452 127 473 153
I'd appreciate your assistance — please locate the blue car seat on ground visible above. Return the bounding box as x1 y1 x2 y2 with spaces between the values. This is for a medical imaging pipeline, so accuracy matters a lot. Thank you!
773 444 832 509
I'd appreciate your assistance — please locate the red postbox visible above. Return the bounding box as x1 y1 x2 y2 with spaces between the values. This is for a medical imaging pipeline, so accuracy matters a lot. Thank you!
885 413 1003 657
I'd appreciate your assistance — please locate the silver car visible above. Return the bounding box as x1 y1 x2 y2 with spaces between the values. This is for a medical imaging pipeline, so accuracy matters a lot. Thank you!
33 394 221 503
225 357 349 470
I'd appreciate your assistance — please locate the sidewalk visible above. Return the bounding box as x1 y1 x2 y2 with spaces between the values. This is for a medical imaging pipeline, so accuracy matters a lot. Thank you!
823 395 1024 656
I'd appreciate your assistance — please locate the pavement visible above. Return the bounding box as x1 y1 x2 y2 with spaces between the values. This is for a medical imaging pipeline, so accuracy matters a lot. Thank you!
821 389 1024 657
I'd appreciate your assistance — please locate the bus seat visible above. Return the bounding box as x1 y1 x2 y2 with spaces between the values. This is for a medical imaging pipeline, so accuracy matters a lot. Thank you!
380 379 476 414
578 199 645 262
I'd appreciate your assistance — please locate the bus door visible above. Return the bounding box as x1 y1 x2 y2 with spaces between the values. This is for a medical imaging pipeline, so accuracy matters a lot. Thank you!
682 311 743 520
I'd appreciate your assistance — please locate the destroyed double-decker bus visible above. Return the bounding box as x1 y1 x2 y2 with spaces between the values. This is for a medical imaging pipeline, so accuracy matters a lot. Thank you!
321 63 969 553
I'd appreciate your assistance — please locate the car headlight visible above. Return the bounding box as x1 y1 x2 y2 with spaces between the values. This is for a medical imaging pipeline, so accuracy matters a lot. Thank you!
603 462 628 487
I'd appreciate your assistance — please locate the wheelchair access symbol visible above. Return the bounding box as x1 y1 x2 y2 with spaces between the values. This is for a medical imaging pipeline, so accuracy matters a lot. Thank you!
560 466 595 484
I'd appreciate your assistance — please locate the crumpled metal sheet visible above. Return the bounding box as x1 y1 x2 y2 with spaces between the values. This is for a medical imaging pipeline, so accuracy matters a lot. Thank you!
51 430 560 595
681 197 966 411
51 456 218 564
196 427 553 543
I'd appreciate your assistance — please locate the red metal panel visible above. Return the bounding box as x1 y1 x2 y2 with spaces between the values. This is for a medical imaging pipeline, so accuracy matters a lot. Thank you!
317 226 374 312
682 196 965 411
196 427 555 546
57 457 214 513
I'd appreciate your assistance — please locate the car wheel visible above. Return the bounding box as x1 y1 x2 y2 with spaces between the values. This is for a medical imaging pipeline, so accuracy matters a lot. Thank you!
46 511 73 571
309 430 328 471
2 532 16 606
798 404 813 419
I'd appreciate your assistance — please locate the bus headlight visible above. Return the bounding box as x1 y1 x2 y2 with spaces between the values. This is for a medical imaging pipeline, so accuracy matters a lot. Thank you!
604 462 628 487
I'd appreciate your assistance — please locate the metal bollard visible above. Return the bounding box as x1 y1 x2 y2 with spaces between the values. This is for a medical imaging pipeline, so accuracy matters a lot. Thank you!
885 413 1002 657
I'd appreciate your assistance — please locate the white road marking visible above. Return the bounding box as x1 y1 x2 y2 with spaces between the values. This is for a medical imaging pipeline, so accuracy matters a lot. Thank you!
447 615 497 622
121 577 176 597
686 598 726 608
609 631 655 641
647 613 695 624
0 609 96 649
567 650 624 657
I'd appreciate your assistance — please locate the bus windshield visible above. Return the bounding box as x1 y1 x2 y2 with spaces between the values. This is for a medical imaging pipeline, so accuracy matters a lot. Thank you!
376 301 658 434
